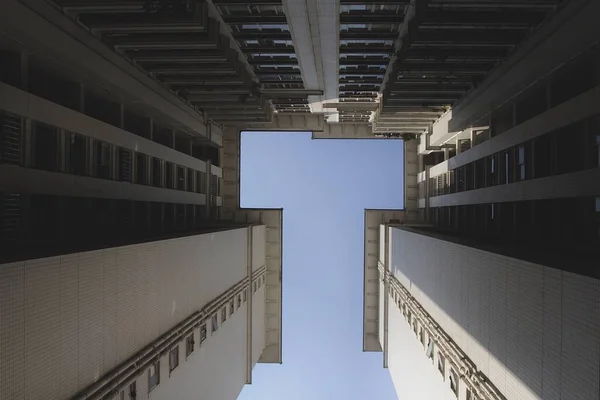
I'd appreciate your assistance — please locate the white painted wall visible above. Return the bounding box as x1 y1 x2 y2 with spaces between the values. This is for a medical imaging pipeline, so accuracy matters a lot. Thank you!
0 228 251 400
138 297 249 400
252 225 266 273
390 227 600 400
252 285 267 366
387 300 457 400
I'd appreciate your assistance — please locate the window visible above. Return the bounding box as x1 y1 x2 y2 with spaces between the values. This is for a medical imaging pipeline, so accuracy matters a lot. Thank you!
419 327 425 346
243 290 247 302
253 281 257 293
426 338 434 360
211 314 218 333
200 323 207 343
221 307 227 323
95 141 112 179
169 346 179 372
166 162 174 189
450 369 459 397
148 362 159 392
229 300 235 316
517 146 526 180
119 390 125 400
596 135 600 167
438 353 445 377
177 165 185 190
237 294 242 309
129 381 136 399
152 158 162 187
186 334 195 356
187 168 194 192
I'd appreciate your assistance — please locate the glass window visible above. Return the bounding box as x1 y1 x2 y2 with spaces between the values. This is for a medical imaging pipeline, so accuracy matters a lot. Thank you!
169 346 179 372
148 362 159 392
426 339 434 359
243 290 247 302
200 323 207 343
129 381 136 400
229 300 234 316
237 294 242 309
186 334 194 356
438 353 445 377
450 369 459 397
211 314 218 333
221 307 227 323
518 146 526 180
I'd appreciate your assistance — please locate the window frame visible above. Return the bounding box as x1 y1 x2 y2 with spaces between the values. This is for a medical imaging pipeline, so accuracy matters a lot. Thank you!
211 314 218 333
148 361 160 392
169 346 179 373
200 323 207 343
186 333 195 357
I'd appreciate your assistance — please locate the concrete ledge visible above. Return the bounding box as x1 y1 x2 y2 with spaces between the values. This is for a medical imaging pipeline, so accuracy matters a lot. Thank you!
0 164 208 205
2 0 210 139
0 82 210 173
430 167 600 207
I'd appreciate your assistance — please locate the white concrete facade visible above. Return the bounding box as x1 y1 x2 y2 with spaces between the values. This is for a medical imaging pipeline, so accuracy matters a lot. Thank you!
370 225 600 400
0 226 273 400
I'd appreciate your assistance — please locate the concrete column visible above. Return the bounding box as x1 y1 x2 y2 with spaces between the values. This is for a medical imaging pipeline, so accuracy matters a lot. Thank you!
148 118 154 141
170 130 176 149
20 51 28 91
78 83 85 113
119 103 125 129
205 160 212 219
57 129 67 173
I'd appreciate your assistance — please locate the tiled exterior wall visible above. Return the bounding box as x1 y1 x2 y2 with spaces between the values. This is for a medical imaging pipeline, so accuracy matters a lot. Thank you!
390 227 600 400
137 285 266 400
387 299 457 400
0 228 253 400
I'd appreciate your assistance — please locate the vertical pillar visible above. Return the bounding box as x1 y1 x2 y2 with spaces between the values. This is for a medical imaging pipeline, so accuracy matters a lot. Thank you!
170 130 176 149
20 51 28 91
382 224 390 369
245 225 253 384
205 160 212 219
119 103 125 129
148 118 154 141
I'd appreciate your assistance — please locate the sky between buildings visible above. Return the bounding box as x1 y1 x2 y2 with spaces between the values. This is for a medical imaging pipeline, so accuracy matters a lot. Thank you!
237 132 405 400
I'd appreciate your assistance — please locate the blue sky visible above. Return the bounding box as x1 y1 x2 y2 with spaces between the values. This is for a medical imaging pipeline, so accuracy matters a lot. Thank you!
237 132 404 400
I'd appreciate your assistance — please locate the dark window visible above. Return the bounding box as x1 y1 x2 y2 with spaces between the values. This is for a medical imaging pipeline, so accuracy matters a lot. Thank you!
197 171 206 194
221 306 227 323
118 148 132 182
243 290 247 302
200 323 207 343
237 294 242 309
152 158 162 187
33 123 58 171
135 153 147 184
148 362 159 392
166 162 174 189
95 141 111 179
169 346 179 372
187 169 195 192
186 334 194 356
177 165 185 190
211 314 218 333
66 132 88 176
426 339 434 360
517 146 526 181
129 381 137 400
229 300 234 316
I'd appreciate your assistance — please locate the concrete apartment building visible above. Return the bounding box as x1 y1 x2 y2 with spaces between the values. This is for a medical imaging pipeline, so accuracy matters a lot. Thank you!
1 0 598 400
362 1 600 400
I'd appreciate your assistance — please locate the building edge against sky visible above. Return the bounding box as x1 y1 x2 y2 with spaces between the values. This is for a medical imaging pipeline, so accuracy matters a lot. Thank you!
362 1 600 400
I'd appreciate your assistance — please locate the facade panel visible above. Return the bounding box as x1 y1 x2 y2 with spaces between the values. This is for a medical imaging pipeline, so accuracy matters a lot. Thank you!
389 227 600 400
0 228 252 400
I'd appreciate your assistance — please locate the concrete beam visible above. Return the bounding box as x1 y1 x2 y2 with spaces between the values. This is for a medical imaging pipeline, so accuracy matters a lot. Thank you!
3 0 212 141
